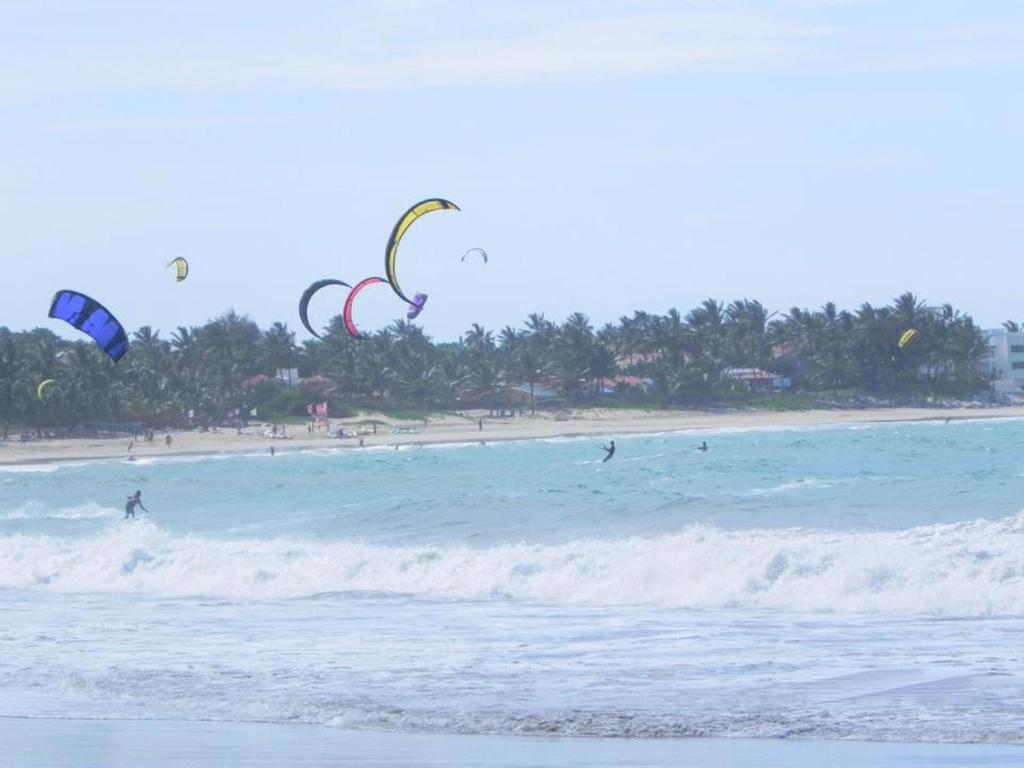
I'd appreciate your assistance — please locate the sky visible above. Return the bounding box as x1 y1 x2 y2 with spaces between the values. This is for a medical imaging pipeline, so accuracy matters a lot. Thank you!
2 0 1022 342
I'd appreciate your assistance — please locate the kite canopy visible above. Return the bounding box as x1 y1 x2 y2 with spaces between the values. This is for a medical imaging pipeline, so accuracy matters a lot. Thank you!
166 257 189 282
37 379 57 401
47 290 129 362
299 279 351 339
462 247 488 264
406 293 428 320
898 329 919 349
384 198 460 305
344 277 387 339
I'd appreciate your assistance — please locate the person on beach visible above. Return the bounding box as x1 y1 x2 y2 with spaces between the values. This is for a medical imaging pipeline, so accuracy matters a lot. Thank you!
124 490 148 520
165 433 172 447
602 440 616 462
698 441 708 452
269 446 275 456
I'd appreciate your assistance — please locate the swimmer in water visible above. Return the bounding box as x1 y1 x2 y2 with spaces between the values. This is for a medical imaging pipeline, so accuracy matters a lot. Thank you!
602 440 616 463
124 490 148 520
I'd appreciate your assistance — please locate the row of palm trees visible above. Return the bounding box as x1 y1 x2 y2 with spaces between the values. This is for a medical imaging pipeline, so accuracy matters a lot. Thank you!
0 293 994 435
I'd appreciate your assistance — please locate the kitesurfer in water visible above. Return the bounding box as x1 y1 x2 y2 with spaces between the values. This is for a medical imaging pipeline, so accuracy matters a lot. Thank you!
698 441 708 453
602 440 616 463
124 490 148 520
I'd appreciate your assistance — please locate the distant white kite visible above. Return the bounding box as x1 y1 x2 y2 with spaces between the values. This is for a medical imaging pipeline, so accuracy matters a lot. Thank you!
461 247 488 264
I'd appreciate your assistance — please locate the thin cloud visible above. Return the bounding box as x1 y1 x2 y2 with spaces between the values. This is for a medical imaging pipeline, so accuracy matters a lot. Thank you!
0 2 1022 98
0 5 830 94
832 23 1024 73
257 11 828 90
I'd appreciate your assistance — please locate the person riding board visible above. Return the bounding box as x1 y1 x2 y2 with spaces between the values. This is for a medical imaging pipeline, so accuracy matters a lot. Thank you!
602 440 616 463
124 490 148 520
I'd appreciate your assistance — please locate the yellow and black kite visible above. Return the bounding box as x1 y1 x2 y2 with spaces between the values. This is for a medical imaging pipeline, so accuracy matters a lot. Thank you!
384 198 459 305
166 257 189 282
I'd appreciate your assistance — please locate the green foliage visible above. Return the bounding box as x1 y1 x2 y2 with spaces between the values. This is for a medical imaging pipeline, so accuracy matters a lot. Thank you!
376 408 432 421
259 387 323 420
737 393 821 411
0 292 996 432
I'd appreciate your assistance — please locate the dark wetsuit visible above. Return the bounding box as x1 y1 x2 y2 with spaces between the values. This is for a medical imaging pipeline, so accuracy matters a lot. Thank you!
602 442 616 463
124 495 147 519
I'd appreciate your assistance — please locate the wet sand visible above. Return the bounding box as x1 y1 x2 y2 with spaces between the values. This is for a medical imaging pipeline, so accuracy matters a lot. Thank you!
5 717 1024 768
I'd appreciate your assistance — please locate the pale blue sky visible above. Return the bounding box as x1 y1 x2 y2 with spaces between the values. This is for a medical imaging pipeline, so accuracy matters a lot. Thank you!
2 1 1022 341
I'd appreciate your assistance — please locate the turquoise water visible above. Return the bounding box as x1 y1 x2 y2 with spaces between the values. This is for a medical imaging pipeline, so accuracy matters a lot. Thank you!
5 419 1024 542
1 418 1023 740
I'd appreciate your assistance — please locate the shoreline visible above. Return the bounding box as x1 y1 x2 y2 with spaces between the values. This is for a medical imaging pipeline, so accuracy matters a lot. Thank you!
4 716 1024 768
3 405 1024 468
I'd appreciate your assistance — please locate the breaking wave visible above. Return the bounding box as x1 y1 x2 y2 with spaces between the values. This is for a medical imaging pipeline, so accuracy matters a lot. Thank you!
0 502 118 520
2 513 1023 615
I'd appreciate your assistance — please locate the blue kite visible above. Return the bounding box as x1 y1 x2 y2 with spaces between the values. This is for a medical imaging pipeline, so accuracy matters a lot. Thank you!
48 290 130 362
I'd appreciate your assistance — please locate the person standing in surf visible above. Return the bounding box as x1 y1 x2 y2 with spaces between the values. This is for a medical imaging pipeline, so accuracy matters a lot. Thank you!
124 490 148 520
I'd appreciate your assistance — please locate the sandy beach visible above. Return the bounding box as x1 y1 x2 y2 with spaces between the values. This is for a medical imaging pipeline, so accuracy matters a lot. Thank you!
3 405 1024 467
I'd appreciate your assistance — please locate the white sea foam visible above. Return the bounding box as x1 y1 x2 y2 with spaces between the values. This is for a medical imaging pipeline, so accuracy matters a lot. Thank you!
0 464 63 474
2 514 1022 614
745 477 839 495
0 502 118 520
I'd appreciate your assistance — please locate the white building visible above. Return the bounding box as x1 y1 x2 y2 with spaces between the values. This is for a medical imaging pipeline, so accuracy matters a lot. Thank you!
980 329 1024 392
275 368 300 388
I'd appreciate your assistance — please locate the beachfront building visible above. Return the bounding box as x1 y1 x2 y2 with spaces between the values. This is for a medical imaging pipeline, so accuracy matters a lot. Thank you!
275 368 301 388
597 375 653 396
979 329 1024 392
723 368 792 392
498 384 560 410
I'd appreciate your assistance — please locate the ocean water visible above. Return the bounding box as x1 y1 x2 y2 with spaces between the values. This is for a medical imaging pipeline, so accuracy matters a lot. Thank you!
1 418 1023 742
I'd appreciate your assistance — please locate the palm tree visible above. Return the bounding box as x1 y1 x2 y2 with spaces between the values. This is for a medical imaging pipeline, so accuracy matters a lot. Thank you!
355 329 395 399
726 300 768 363
260 322 299 374
555 313 595 401
513 339 551 415
0 328 19 437
686 299 729 400
462 323 500 398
